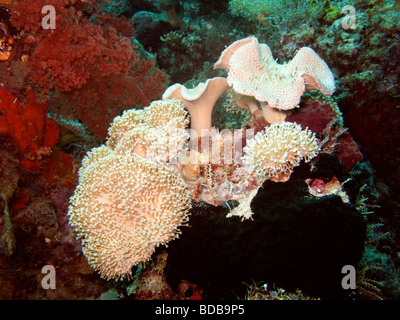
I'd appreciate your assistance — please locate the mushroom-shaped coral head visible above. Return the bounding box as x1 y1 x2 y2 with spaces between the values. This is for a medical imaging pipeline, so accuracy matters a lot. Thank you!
114 123 190 163
214 36 335 122
242 121 320 182
68 149 192 280
162 77 229 136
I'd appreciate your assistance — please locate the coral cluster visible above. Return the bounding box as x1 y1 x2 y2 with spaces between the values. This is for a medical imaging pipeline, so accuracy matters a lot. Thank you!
245 282 319 300
156 15 242 83
228 0 327 32
68 32 338 278
68 100 192 280
242 121 320 182
1 0 169 139
159 36 338 216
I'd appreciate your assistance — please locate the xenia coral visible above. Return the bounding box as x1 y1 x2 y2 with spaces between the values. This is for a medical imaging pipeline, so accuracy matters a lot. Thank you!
242 121 320 182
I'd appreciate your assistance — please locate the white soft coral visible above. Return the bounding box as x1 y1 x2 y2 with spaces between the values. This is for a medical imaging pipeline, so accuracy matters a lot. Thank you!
215 36 335 122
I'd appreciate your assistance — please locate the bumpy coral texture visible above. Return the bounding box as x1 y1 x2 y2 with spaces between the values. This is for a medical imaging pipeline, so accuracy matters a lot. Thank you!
107 99 190 162
9 1 169 139
68 149 191 280
215 36 335 110
35 18 167 139
242 121 320 182
106 109 145 148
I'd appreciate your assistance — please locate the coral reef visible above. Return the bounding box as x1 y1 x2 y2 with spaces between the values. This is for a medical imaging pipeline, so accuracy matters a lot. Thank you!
228 0 327 37
156 14 243 83
0 0 399 302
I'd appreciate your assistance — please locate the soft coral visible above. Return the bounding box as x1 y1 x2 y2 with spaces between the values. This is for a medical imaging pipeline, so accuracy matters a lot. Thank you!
7 2 169 140
29 16 137 94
